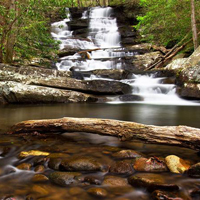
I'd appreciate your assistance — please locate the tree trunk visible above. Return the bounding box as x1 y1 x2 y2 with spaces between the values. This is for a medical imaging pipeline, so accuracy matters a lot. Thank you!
4 0 18 63
10 117 200 151
191 0 199 49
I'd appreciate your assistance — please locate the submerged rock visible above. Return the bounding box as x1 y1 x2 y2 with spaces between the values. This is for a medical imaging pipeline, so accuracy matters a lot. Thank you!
87 187 108 198
109 160 134 175
16 163 32 170
187 162 200 178
102 176 129 187
133 157 168 172
49 171 81 186
60 157 104 172
83 175 102 185
151 190 186 200
128 173 179 192
32 174 49 183
112 149 143 159
165 155 190 174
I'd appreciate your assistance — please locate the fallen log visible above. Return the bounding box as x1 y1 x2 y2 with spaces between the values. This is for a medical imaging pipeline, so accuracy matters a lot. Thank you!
145 32 200 71
9 117 200 150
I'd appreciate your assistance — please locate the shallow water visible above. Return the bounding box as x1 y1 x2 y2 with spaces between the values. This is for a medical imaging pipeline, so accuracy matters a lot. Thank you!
0 104 200 199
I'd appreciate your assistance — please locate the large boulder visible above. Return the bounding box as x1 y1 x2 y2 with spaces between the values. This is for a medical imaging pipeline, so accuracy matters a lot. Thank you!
0 64 131 97
29 78 131 95
0 81 98 104
174 46 200 99
132 51 162 70
0 64 71 79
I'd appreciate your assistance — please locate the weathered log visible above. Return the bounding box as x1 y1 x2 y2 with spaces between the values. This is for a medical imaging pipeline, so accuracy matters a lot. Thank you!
9 117 200 150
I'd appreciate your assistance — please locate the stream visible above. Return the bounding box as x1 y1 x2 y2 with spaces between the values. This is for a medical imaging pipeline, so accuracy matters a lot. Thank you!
0 6 200 200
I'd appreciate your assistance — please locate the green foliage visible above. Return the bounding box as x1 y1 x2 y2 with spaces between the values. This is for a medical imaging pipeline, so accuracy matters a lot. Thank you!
0 0 74 63
136 0 200 46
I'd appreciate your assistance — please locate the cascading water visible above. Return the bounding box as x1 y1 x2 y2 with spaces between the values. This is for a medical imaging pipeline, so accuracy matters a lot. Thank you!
114 74 198 105
52 7 133 72
51 7 199 106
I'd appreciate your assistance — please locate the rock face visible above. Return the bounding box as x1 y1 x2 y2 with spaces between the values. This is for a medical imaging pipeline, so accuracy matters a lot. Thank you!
175 46 200 99
132 51 162 70
0 81 98 104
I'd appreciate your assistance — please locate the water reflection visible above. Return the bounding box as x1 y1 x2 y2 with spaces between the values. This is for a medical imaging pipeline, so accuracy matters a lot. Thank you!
1 103 200 133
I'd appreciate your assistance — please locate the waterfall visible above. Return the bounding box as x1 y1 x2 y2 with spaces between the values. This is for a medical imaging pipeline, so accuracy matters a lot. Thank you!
51 7 199 106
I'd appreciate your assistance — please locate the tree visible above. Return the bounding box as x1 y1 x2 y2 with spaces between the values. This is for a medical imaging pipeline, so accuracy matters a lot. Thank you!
137 0 200 48
191 0 199 49
0 0 73 64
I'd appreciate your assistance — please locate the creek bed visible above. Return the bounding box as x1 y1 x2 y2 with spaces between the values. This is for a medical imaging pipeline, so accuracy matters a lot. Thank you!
0 103 200 199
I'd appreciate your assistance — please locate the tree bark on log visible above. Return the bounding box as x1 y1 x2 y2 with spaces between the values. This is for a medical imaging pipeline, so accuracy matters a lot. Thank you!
9 117 200 150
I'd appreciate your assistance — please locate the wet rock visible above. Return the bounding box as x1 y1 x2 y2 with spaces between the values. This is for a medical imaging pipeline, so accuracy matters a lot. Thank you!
28 78 131 95
187 162 200 178
60 157 104 172
48 153 70 170
89 69 129 80
177 83 200 99
57 49 78 58
109 160 134 175
68 19 88 30
0 81 98 104
69 187 85 196
31 185 49 196
49 171 81 186
119 94 144 102
190 188 200 199
32 174 49 182
48 158 62 170
83 175 102 185
133 157 168 172
87 187 108 198
19 150 50 158
128 173 179 192
151 190 185 200
34 165 45 173
165 155 190 174
102 176 129 187
112 149 143 159
16 163 32 170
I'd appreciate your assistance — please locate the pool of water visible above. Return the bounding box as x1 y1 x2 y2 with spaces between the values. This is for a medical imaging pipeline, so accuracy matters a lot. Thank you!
0 103 200 199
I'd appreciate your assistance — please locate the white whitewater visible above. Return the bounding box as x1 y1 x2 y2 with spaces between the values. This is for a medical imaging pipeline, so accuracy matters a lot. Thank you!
51 7 199 106
53 7 133 71
88 7 121 48
113 74 198 105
